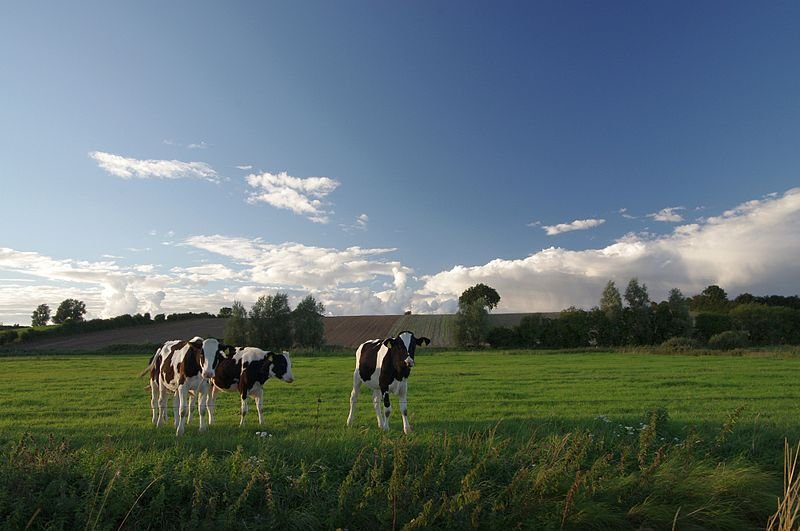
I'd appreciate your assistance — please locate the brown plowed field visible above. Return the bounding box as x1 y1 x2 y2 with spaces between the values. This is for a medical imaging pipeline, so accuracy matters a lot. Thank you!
15 313 547 351
388 314 458 348
323 315 403 348
16 318 225 352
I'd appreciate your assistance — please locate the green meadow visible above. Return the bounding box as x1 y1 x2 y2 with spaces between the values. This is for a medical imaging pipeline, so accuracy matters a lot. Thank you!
1 350 798 530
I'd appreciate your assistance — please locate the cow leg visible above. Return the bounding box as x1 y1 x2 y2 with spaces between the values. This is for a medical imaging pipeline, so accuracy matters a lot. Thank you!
207 386 217 426
156 384 169 428
372 389 387 431
149 379 159 424
253 388 264 425
346 369 360 427
197 383 208 433
382 390 392 431
239 395 249 427
186 393 194 426
398 382 411 434
176 386 189 436
173 391 180 428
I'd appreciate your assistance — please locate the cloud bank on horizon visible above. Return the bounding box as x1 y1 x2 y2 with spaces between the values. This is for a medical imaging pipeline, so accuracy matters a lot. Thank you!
1 187 798 325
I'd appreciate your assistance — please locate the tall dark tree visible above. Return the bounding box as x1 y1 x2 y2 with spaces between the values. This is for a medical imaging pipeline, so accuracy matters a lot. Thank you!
31 304 51 327
458 283 501 311
599 280 623 344
690 284 730 313
667 288 692 337
624 278 650 309
455 297 489 347
249 293 292 350
218 306 233 319
292 295 325 348
53 299 86 324
223 300 248 346
623 279 652 344
600 280 623 321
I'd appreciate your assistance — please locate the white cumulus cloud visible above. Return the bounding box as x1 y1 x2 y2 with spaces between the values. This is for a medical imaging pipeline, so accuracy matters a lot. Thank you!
245 171 340 223
648 207 685 223
542 218 606 236
89 151 218 182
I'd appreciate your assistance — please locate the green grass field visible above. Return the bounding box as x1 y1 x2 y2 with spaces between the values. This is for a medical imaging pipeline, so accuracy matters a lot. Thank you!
1 349 797 529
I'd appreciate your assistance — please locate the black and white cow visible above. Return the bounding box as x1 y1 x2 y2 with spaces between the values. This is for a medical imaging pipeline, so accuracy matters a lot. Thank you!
208 347 294 427
144 337 222 436
346 330 430 433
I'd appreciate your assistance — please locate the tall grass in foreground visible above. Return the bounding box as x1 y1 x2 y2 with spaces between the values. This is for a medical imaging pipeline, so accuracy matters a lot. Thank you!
767 440 800 531
0 409 779 530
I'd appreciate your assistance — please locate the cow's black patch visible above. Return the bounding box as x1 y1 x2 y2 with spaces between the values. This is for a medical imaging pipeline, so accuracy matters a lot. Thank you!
212 357 241 390
271 353 288 380
357 340 382 382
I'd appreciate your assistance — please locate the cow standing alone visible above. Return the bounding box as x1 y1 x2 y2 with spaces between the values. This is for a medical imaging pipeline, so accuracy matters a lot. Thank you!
346 331 430 433
209 347 294 427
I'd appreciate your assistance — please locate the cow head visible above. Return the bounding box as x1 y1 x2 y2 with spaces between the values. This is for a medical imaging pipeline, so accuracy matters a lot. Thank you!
384 330 430 369
199 338 222 378
267 351 294 383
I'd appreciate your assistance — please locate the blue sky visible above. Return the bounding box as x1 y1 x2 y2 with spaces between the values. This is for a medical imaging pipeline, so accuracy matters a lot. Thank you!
1 2 799 325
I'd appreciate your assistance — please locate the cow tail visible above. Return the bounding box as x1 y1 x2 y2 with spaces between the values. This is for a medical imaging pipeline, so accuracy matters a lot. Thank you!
138 350 159 378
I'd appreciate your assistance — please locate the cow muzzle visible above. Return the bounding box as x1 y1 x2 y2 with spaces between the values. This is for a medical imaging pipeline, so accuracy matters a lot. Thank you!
203 369 215 379
404 356 415 367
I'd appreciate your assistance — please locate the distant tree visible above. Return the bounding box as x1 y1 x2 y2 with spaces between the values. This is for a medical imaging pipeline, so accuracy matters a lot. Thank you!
733 293 757 306
693 312 732 343
154 313 166 322
652 301 673 344
455 297 490 347
218 307 233 319
624 278 650 309
292 295 325 348
666 288 692 337
224 301 248 346
623 279 652 344
690 284 729 313
730 304 800 345
458 283 501 311
761 295 800 310
132 312 151 325
487 326 519 348
599 281 623 345
516 314 549 348
600 280 623 321
53 299 86 324
249 293 292 350
558 307 593 348
31 304 51 327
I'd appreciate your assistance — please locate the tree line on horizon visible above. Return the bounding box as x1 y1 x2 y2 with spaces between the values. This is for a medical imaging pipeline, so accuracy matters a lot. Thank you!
457 280 800 350
5 282 800 351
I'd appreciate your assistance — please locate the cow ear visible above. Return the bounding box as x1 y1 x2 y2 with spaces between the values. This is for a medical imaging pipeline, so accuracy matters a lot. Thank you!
417 337 431 346
226 346 236 357
266 352 274 362
383 338 393 347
